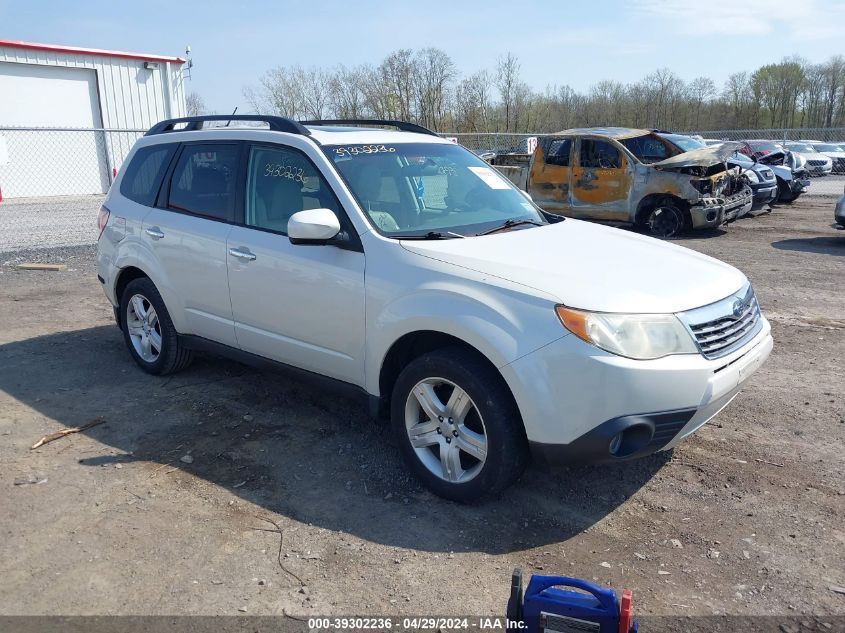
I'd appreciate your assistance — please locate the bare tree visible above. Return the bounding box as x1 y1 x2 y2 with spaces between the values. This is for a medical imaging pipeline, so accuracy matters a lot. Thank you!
495 53 521 132
186 92 207 116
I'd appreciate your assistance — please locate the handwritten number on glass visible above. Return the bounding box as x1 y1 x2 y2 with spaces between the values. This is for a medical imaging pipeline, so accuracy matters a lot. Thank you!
333 145 396 158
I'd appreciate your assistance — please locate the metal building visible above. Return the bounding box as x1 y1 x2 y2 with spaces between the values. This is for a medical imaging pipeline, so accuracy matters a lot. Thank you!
0 39 187 198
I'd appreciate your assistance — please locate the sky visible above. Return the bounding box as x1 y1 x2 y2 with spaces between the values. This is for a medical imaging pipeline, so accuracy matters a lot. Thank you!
3 0 845 114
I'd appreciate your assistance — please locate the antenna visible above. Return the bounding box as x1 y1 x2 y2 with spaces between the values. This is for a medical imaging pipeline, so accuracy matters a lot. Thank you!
225 107 238 127
183 45 194 80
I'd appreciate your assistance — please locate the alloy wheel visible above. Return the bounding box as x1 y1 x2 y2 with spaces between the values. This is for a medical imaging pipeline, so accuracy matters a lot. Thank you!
125 293 162 363
404 377 488 483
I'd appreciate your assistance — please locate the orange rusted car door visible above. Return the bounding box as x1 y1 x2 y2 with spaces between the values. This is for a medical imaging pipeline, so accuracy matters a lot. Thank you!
527 137 572 215
570 138 631 222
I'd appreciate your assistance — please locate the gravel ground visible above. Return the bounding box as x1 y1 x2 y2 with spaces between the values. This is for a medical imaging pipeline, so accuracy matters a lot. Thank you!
0 197 842 627
0 195 104 253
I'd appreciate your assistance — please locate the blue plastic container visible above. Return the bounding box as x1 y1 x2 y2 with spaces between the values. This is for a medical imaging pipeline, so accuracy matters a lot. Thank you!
519 575 636 633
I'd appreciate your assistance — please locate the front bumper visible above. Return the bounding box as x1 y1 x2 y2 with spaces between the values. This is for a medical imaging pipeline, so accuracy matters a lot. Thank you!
805 164 832 176
502 318 773 467
790 175 811 193
751 183 777 209
690 189 753 228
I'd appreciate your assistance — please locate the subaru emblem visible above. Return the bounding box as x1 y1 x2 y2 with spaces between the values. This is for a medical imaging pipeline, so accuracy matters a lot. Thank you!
732 299 744 318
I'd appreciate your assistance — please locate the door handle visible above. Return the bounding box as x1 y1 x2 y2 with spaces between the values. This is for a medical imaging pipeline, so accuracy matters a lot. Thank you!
228 247 257 262
145 227 165 239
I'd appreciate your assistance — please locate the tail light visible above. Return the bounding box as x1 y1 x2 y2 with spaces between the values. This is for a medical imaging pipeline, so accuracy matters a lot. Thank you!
97 205 111 236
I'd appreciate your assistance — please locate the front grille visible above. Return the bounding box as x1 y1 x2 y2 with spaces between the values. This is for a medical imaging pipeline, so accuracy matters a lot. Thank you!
688 289 762 359
808 159 827 166
759 168 773 180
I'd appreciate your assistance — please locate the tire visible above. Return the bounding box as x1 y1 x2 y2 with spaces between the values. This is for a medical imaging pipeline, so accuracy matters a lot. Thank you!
776 178 800 204
645 201 686 238
119 277 193 375
390 346 528 502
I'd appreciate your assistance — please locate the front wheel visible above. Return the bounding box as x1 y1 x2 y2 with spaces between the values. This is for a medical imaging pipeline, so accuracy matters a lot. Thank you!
390 347 528 502
646 203 686 238
776 178 800 203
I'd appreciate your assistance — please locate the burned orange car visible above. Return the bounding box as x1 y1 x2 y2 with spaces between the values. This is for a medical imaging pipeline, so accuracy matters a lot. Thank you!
526 128 752 237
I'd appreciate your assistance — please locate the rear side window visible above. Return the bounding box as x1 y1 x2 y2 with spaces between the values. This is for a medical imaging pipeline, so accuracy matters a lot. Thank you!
167 144 239 221
119 144 176 206
545 138 571 166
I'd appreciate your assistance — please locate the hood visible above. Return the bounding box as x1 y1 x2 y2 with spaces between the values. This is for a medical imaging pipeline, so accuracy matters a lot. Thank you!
652 141 742 170
400 220 746 314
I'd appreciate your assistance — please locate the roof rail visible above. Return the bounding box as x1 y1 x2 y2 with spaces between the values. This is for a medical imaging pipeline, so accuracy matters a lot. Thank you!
145 115 311 136
300 119 440 137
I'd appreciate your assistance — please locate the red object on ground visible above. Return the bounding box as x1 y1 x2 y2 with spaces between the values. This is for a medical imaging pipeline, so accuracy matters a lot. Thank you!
618 589 633 633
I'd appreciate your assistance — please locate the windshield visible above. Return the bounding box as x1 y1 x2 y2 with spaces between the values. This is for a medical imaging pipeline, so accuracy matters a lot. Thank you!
324 142 545 237
813 143 843 152
748 141 782 154
663 135 706 152
786 143 815 153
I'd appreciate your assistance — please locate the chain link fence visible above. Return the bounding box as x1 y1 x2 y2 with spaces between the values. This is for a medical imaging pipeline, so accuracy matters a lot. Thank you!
0 127 144 253
0 127 145 199
1 126 843 253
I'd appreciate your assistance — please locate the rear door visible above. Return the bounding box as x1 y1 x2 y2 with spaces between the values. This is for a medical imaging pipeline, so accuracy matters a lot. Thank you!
527 137 572 214
225 142 366 385
570 138 631 221
141 142 241 347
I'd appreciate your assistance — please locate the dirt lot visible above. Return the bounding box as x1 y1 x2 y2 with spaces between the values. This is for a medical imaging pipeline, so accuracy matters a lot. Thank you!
0 197 843 623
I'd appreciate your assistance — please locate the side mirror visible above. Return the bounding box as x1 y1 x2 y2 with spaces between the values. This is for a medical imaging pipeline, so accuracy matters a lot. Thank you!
288 208 341 245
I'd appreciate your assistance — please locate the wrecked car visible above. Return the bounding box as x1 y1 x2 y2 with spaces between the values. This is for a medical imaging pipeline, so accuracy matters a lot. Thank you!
658 133 776 214
526 127 752 238
735 141 811 203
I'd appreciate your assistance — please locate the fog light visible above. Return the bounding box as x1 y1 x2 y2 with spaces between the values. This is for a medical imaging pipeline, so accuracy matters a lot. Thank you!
608 424 653 458
706 210 717 222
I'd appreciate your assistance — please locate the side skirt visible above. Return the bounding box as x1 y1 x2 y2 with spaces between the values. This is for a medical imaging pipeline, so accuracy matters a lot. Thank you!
178 334 375 413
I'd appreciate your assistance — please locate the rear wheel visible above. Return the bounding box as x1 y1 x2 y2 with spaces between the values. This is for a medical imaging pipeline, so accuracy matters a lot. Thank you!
390 347 528 502
120 277 193 375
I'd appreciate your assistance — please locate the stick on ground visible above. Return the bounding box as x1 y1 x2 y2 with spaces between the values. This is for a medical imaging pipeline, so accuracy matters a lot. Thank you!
30 417 106 450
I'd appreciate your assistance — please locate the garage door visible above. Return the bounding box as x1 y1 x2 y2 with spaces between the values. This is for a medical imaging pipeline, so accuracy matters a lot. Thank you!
0 62 109 197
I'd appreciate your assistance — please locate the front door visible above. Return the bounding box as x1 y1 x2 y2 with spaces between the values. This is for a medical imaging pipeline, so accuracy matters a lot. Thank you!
527 137 573 215
226 143 366 385
570 138 631 222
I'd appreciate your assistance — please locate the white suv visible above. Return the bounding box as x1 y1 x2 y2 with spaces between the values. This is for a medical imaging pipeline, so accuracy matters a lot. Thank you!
96 116 773 501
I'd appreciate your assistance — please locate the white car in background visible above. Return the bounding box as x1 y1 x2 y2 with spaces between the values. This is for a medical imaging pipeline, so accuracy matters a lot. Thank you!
803 141 845 174
784 142 832 176
96 115 773 501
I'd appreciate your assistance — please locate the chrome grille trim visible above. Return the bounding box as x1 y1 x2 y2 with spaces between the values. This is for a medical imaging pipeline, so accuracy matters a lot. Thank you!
678 284 764 360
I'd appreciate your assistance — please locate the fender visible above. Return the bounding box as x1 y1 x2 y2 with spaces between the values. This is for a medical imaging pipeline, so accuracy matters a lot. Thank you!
365 281 566 397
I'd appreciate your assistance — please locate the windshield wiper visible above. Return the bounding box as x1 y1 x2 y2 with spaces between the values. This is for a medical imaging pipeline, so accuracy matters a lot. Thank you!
393 231 465 240
479 218 545 236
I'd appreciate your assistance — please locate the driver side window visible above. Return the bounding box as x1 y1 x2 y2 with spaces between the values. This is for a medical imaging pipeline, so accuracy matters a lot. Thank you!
245 145 341 235
580 139 622 169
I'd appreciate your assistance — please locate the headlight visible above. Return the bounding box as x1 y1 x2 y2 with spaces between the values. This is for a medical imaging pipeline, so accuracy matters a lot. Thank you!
556 306 698 360
744 169 760 184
